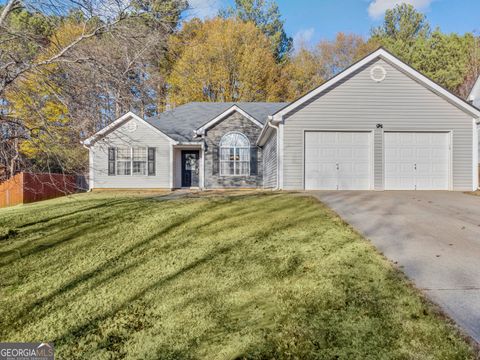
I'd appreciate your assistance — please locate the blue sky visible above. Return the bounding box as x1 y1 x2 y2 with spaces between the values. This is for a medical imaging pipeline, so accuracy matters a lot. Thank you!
188 0 480 48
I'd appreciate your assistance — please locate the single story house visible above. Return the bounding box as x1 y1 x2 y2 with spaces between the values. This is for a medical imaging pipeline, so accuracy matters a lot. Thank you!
83 48 480 191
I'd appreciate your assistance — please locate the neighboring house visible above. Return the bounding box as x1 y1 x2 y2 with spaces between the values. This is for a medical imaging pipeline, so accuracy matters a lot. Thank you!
83 48 480 191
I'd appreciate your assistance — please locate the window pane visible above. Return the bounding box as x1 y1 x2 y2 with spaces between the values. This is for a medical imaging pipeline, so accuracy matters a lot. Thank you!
133 148 147 161
219 132 251 176
133 161 146 175
219 132 250 147
238 161 249 175
220 148 230 161
117 148 131 160
238 147 249 161
220 161 234 176
117 161 131 175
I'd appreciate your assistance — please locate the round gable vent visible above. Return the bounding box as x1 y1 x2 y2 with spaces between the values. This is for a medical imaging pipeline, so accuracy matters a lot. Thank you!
370 65 387 82
125 121 137 132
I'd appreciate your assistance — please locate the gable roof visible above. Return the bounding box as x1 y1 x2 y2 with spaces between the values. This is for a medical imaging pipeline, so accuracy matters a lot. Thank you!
82 111 177 147
145 102 287 142
195 105 263 135
271 47 480 120
469 76 480 109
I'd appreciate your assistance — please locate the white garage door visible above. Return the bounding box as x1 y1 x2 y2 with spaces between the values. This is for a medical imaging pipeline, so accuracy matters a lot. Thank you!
385 132 450 190
305 131 371 190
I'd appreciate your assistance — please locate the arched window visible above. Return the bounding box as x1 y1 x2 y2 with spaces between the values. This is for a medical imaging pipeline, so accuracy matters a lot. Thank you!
219 132 250 176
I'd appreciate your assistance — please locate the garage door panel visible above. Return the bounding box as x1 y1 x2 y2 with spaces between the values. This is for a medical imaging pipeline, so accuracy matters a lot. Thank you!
385 132 449 191
353 148 370 159
338 177 369 191
305 131 371 190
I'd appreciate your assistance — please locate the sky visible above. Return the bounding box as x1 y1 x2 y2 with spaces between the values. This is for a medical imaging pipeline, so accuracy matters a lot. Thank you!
187 0 480 49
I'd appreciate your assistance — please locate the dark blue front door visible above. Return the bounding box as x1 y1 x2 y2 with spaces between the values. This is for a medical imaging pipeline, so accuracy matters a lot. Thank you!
181 150 200 187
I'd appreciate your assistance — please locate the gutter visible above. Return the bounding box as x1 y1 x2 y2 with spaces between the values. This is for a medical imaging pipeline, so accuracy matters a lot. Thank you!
80 140 93 192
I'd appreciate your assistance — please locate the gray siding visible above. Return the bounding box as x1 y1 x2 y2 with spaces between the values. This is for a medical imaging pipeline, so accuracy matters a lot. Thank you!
90 117 172 189
262 129 277 189
204 111 263 188
282 58 474 191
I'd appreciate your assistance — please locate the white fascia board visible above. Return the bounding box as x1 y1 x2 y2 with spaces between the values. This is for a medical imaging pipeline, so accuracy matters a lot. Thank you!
273 48 480 120
196 105 263 135
256 116 272 146
257 115 282 146
82 111 178 146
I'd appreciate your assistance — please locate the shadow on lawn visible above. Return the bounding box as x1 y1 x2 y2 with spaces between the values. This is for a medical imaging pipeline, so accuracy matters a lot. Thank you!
2 193 475 359
35 197 306 330
0 199 151 265
6 197 454 359
15 198 131 229
3 195 286 332
52 242 238 347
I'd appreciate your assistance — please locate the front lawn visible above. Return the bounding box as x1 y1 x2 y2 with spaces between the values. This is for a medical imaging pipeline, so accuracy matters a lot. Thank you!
0 192 475 359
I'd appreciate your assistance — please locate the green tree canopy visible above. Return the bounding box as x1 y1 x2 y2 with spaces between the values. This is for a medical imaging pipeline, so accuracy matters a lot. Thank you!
370 3 474 95
220 0 292 61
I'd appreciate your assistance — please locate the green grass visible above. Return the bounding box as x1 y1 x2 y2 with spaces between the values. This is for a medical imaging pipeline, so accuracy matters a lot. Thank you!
0 191 475 359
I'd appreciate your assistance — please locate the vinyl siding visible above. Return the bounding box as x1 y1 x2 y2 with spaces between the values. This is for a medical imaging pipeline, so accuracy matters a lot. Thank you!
90 117 172 189
262 129 277 189
282 58 475 191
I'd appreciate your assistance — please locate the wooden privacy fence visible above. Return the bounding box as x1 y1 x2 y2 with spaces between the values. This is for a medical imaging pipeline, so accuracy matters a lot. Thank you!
0 173 80 208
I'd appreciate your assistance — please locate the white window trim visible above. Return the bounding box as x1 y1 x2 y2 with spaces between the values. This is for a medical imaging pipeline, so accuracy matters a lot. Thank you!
219 132 251 177
116 147 149 177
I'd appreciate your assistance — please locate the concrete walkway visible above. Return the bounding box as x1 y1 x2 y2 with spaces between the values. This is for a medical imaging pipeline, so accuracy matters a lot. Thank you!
310 191 480 343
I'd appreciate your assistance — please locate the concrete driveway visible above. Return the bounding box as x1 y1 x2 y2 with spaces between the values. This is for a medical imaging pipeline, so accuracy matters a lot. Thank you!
310 191 480 343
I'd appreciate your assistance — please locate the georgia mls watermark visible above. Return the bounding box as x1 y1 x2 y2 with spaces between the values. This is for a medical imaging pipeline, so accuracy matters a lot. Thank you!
0 343 54 360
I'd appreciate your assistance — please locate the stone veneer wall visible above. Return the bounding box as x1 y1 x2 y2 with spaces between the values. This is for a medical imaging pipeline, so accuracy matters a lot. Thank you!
204 112 263 188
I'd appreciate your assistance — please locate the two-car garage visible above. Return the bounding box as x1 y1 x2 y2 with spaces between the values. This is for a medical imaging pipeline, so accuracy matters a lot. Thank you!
304 131 451 191
267 49 479 192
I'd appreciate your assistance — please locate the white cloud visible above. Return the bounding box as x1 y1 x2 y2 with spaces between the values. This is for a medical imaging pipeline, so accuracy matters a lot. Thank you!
293 28 315 50
186 0 222 19
368 0 434 19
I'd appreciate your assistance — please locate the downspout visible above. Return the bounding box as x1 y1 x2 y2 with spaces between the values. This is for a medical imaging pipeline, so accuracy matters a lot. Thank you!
193 130 206 190
81 141 93 192
266 116 280 190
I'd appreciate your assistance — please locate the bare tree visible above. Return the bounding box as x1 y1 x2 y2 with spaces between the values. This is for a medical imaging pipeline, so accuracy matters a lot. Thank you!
0 0 186 182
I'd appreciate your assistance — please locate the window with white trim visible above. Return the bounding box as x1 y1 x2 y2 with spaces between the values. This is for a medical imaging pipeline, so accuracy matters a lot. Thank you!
219 132 250 176
109 147 155 176
132 147 147 175
116 148 131 175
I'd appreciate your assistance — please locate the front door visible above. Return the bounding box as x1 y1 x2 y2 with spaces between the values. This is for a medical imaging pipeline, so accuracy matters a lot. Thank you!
181 150 200 187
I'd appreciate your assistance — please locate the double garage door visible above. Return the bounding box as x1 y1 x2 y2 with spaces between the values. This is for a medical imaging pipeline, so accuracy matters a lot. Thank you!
305 131 450 190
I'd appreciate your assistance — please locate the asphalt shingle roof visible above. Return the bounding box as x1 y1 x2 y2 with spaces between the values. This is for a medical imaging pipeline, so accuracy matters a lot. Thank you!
145 102 288 142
